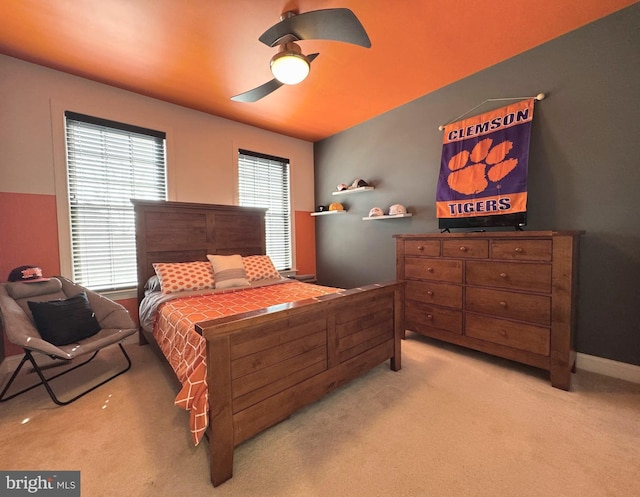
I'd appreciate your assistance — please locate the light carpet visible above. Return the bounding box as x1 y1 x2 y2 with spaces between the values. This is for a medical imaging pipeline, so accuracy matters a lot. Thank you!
1 333 639 497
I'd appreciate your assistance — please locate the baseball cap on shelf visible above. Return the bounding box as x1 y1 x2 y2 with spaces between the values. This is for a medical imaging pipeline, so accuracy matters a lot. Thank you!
328 202 344 211
350 178 369 189
7 265 51 283
368 207 384 217
316 205 329 212
336 183 349 192
389 204 407 215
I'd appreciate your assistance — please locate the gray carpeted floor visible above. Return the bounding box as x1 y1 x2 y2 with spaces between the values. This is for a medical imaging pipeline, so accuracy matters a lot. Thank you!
1 334 639 496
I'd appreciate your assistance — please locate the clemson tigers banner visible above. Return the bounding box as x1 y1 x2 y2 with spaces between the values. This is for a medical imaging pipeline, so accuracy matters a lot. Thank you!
436 98 534 218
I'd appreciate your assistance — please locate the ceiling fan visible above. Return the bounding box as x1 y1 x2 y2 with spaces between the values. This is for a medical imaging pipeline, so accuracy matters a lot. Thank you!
231 8 371 103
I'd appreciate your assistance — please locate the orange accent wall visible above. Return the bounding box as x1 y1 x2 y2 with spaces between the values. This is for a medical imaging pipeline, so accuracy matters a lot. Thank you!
1 192 61 356
294 210 316 276
0 192 61 281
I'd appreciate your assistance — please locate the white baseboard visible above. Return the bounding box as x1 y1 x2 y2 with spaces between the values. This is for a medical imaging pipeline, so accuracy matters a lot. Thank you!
576 352 640 384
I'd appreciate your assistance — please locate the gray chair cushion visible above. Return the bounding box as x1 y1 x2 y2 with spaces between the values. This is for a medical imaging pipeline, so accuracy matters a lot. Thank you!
5 278 64 299
5 279 67 319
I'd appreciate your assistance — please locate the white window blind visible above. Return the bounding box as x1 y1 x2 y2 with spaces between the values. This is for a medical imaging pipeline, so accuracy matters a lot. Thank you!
238 149 292 270
64 111 167 291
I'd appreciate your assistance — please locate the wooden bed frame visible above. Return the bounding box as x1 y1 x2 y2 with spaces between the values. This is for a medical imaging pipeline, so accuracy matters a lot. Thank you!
133 200 404 486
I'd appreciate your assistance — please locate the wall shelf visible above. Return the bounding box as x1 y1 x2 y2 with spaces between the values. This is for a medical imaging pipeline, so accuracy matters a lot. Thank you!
311 210 347 216
362 213 413 221
332 186 374 196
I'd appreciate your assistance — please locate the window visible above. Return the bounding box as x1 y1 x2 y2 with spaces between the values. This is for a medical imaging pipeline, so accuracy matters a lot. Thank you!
238 149 292 270
64 111 167 291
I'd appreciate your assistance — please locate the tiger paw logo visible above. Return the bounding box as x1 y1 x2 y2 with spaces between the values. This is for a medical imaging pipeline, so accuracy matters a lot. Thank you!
447 138 518 195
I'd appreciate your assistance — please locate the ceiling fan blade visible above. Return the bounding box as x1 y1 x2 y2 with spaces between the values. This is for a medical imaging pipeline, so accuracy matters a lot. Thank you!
231 53 320 103
259 8 371 48
231 79 284 103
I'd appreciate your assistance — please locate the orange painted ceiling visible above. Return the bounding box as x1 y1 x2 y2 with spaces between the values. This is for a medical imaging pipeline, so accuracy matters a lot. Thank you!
1 0 635 142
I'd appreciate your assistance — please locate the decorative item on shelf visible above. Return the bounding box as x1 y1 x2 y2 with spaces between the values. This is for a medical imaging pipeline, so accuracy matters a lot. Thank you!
389 204 407 215
311 205 346 217
362 204 412 221
332 179 374 195
311 201 345 216
349 178 369 190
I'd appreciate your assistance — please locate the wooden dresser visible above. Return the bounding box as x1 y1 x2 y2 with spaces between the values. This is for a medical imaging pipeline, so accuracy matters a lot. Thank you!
394 231 583 390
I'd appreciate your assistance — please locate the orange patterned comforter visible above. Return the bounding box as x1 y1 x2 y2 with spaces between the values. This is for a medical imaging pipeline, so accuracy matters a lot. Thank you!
151 280 342 445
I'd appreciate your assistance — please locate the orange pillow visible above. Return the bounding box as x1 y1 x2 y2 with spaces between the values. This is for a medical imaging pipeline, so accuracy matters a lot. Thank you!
243 255 281 282
152 261 216 294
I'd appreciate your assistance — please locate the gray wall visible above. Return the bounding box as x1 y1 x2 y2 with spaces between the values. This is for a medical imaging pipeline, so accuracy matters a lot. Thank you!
314 4 640 366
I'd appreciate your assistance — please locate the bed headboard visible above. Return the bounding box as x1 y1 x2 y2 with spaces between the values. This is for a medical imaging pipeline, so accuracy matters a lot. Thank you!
132 200 267 304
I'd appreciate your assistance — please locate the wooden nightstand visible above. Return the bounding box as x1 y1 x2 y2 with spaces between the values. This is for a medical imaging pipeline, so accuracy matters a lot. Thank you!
288 274 317 284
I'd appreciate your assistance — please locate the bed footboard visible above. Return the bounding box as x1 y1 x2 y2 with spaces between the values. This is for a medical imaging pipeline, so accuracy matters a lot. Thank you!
196 281 404 486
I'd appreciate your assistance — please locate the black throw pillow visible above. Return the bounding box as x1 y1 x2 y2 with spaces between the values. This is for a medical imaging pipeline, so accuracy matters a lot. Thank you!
28 292 102 346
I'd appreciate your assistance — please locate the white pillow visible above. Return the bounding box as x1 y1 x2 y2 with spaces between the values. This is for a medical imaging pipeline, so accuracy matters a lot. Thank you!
207 254 250 289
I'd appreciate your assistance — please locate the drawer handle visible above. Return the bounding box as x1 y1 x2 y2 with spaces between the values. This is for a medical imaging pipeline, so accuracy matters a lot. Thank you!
499 301 507 307
427 267 434 272
427 290 434 296
459 246 467 252
499 272 507 278
515 247 523 253
418 245 424 251
426 314 433 320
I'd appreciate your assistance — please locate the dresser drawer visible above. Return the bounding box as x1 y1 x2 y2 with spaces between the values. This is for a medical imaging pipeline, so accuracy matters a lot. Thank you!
395 231 583 390
465 287 550 325
404 240 440 256
465 314 550 356
406 301 462 334
465 261 551 293
405 257 462 283
490 239 552 261
442 239 488 258
406 280 462 309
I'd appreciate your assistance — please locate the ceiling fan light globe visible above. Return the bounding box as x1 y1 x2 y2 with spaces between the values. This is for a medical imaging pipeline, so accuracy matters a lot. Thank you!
270 52 310 85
